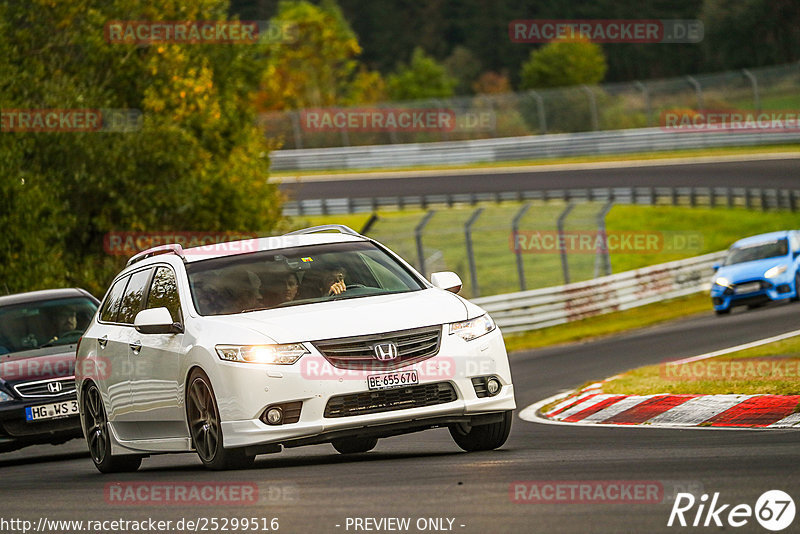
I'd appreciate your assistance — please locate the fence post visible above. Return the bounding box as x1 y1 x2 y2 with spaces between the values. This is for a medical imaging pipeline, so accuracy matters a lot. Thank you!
415 210 436 278
594 200 614 278
582 85 599 131
512 203 532 291
686 76 704 110
741 69 761 112
557 202 576 284
528 90 547 134
464 207 484 297
290 111 303 149
634 81 652 126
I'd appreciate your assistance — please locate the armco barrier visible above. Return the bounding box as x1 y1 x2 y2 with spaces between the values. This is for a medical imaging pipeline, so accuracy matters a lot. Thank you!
271 128 800 171
472 251 726 333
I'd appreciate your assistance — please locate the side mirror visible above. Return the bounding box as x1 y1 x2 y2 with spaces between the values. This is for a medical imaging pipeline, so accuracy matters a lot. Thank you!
712 263 720 272
134 307 183 335
430 272 463 294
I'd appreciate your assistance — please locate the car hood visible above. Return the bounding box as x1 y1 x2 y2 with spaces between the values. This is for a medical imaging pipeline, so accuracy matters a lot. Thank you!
0 344 77 384
716 257 790 282
202 289 479 343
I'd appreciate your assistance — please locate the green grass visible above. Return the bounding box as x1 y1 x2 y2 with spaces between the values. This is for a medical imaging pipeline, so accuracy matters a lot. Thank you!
603 332 800 396
270 144 799 178
502 292 710 352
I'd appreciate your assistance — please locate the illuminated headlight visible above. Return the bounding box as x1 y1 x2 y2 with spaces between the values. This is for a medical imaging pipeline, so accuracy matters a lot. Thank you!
764 265 788 279
215 344 308 365
713 277 732 288
0 390 13 403
449 314 496 341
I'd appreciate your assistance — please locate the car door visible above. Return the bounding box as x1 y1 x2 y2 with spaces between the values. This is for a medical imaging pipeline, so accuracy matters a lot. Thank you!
128 265 187 439
93 274 136 437
106 268 153 440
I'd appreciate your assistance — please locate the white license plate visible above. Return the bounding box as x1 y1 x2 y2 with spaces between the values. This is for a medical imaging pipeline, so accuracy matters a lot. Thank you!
25 400 79 421
735 282 761 294
367 370 419 391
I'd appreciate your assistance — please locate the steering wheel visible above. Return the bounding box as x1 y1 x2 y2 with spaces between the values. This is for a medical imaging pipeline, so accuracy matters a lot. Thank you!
46 330 84 345
345 284 366 290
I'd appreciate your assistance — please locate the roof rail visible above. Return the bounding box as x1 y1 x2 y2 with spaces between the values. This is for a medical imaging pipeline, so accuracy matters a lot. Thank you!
284 225 363 237
126 243 185 267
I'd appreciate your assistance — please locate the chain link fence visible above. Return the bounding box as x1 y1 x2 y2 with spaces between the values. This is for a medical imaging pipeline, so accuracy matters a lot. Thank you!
261 62 800 150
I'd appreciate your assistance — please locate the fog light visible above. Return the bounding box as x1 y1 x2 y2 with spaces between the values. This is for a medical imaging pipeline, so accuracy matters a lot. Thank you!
487 377 501 396
265 407 283 425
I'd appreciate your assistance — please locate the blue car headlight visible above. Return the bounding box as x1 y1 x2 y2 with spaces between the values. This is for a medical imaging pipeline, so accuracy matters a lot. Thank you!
764 265 788 279
713 276 732 288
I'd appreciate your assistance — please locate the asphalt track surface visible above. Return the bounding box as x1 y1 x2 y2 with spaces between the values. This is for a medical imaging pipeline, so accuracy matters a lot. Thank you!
281 157 800 201
2 301 799 534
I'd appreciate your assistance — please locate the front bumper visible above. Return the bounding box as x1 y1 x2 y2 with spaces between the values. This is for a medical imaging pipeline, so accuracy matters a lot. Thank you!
0 395 82 451
209 327 516 449
710 276 796 310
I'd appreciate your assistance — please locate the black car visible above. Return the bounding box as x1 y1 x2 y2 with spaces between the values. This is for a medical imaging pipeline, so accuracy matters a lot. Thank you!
0 288 99 453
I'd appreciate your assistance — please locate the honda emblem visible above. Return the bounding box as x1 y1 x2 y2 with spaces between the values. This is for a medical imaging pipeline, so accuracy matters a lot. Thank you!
47 381 63 393
373 342 399 361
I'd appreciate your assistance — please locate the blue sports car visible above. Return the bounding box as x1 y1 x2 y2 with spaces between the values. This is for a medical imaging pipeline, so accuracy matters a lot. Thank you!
711 230 800 315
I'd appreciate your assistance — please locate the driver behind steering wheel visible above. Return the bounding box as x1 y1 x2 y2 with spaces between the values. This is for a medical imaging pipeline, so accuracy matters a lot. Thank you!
51 307 78 341
322 267 347 296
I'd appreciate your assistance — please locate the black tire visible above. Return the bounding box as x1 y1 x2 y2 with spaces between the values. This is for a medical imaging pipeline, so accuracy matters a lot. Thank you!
715 307 730 316
82 383 142 473
186 369 255 470
449 411 512 452
331 437 378 454
792 272 800 302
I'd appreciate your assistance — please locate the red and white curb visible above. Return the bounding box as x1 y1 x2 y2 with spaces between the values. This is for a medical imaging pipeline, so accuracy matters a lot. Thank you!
520 386 800 429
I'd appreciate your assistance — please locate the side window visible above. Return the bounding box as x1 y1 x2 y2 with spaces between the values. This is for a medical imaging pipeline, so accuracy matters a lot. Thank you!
146 267 182 323
100 276 129 323
117 269 152 325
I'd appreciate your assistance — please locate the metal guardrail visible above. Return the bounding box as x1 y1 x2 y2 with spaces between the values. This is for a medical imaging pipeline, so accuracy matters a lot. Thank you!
271 127 800 171
284 186 800 216
472 251 726 334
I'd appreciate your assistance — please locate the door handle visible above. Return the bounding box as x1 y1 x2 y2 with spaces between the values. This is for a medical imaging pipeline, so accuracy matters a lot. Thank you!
98 335 108 349
129 340 142 355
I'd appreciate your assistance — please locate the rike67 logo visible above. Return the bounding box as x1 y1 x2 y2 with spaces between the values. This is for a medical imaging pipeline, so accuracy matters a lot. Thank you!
668 490 795 531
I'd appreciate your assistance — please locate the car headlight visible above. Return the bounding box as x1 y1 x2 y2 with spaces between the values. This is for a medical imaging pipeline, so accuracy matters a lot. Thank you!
0 390 13 403
764 265 788 279
449 314 496 341
713 277 732 288
215 344 308 365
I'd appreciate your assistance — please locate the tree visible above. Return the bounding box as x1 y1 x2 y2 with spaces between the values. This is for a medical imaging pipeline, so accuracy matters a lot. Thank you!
386 47 457 101
520 38 608 90
444 46 482 96
257 0 383 110
0 0 283 295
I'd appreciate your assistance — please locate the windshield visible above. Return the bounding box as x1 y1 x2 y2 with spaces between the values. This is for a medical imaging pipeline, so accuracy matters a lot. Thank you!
187 241 425 316
0 297 98 354
724 238 789 266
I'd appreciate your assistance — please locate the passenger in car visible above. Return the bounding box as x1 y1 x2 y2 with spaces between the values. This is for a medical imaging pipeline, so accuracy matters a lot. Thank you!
261 272 299 307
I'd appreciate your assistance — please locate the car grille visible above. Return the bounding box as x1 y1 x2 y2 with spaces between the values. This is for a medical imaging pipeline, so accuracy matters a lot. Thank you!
13 377 76 398
312 325 442 371
324 382 457 418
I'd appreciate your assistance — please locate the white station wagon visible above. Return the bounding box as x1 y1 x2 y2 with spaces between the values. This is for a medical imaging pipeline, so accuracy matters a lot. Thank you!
76 225 515 471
